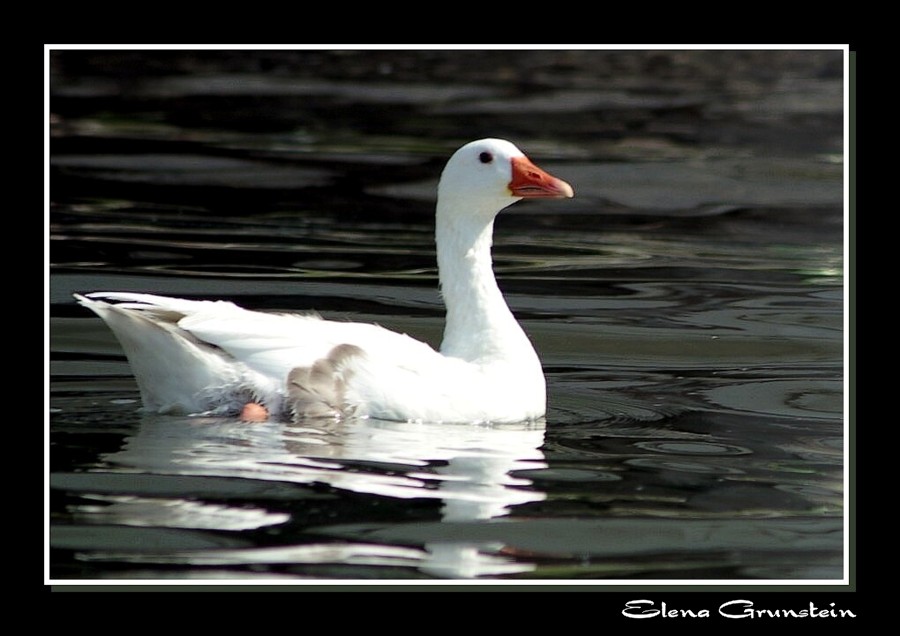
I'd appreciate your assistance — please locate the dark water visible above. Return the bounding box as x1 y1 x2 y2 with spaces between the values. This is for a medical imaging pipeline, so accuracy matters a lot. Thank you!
48 49 846 582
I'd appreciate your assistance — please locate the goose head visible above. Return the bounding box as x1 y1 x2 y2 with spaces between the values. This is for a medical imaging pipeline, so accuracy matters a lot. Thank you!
437 139 574 220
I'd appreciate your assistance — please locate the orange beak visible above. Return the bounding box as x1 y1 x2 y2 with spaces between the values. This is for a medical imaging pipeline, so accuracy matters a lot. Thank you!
509 156 574 199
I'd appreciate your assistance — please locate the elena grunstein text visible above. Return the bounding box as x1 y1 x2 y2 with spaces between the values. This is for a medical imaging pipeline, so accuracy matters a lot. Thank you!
622 600 857 619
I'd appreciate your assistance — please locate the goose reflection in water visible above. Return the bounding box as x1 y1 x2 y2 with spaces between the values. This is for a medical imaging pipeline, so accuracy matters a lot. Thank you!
99 414 548 578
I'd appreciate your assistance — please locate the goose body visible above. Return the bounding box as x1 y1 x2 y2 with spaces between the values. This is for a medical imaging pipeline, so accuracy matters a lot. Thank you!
76 139 573 423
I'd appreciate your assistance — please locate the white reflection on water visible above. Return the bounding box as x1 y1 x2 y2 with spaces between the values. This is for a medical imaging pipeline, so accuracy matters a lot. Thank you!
100 414 547 578
70 494 290 531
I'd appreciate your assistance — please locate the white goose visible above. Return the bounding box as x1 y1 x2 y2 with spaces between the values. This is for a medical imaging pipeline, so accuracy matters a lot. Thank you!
76 139 574 423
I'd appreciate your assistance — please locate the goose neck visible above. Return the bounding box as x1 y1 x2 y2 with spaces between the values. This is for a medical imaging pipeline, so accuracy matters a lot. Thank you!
436 204 522 360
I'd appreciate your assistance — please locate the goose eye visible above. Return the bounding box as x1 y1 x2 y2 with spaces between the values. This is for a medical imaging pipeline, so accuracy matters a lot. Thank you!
479 151 493 164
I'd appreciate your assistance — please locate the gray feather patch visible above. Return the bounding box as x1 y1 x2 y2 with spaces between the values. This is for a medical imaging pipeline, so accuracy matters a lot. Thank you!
286 344 363 421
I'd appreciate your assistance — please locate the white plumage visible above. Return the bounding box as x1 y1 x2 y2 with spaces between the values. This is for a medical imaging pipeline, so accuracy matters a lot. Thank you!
76 138 574 423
